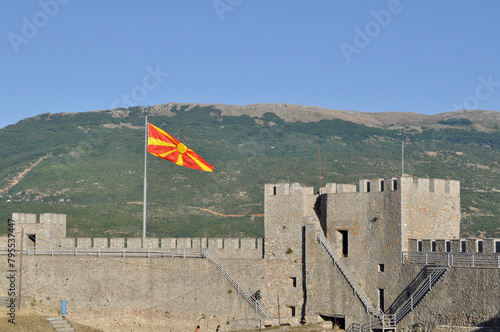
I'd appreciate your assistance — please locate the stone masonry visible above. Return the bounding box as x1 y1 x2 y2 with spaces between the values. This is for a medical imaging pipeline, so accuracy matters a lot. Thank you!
1 175 499 331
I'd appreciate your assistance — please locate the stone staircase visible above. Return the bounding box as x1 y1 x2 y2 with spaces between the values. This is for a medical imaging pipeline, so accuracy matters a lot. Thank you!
204 249 272 318
389 258 450 324
45 317 74 332
317 232 384 317
317 232 397 332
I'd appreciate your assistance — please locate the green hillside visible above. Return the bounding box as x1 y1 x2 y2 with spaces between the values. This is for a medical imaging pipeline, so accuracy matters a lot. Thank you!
1 105 499 239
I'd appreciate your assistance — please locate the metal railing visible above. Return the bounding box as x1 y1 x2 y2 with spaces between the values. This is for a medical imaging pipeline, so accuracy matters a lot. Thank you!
403 251 500 268
0 247 205 258
317 232 383 317
394 257 449 324
0 246 271 317
203 249 272 318
348 314 396 332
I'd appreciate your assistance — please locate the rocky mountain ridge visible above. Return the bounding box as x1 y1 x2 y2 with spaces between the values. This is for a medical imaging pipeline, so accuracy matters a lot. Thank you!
19 102 500 132
146 102 500 131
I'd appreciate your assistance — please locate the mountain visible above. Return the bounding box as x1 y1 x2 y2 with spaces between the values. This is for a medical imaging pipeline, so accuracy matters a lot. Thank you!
1 103 499 239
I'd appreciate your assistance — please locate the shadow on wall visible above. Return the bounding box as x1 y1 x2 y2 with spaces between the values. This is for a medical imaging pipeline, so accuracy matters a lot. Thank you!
386 266 432 315
476 311 500 331
314 195 326 236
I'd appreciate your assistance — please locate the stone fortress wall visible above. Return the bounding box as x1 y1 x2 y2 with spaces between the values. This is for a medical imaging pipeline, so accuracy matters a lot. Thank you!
0 213 263 259
264 175 499 329
1 213 267 328
1 175 500 330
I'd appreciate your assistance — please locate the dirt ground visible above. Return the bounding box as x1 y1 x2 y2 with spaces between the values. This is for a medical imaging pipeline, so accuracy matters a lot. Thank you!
0 303 337 332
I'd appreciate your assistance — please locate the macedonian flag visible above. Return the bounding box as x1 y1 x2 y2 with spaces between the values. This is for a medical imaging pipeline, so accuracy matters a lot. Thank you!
147 123 214 172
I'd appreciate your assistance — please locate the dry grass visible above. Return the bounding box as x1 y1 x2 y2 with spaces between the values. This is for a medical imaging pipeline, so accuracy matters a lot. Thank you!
0 308 102 332
0 308 54 332
67 318 104 332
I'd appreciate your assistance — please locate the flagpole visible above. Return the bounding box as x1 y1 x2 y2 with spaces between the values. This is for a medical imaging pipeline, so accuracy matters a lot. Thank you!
142 115 148 248
402 139 404 176
318 145 322 194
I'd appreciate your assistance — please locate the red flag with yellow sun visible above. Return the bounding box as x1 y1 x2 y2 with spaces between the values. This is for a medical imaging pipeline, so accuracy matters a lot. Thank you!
147 123 214 172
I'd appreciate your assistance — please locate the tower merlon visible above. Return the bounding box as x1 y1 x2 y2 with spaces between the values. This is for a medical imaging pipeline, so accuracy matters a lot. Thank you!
322 183 357 194
265 183 314 196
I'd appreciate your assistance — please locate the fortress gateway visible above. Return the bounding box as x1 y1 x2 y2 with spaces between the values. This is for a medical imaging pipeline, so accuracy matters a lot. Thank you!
3 175 500 331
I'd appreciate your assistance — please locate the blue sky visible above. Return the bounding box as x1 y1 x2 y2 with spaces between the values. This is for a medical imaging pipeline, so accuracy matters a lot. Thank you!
1 0 500 129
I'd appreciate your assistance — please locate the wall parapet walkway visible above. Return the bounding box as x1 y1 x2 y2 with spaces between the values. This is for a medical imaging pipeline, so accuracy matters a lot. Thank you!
0 236 264 259
408 238 500 254
402 251 500 269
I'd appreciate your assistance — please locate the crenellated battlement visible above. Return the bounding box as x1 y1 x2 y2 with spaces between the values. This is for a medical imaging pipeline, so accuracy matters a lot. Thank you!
358 177 398 193
54 237 262 250
405 176 460 194
0 235 264 259
4 213 262 258
322 182 357 194
12 212 66 224
408 238 500 254
320 176 460 195
265 183 314 196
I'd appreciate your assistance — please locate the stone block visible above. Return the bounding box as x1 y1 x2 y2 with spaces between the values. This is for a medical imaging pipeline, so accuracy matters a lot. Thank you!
224 238 239 249
241 238 256 250
414 178 430 192
450 239 461 253
60 238 75 248
126 238 142 248
93 238 108 248
323 183 337 194
77 238 91 248
421 239 431 252
161 238 176 249
435 240 446 252
143 238 159 248
110 238 125 248
466 238 477 253
430 179 445 193
177 238 192 249
40 213 66 224
12 213 37 224
482 239 495 254
208 238 223 249
256 238 263 251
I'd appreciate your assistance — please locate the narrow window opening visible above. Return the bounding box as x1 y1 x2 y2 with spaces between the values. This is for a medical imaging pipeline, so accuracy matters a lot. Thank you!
478 241 483 253
273 186 277 195
446 241 451 252
287 306 296 317
378 289 385 312
289 277 297 288
367 182 371 193
338 230 348 257
432 241 437 252
380 180 385 192
27 234 36 248
378 264 385 272
418 241 422 252
393 179 398 191
496 241 500 253
461 241 467 253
